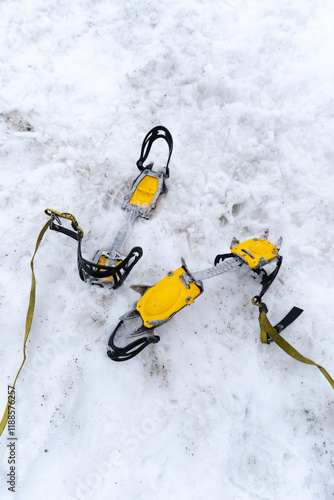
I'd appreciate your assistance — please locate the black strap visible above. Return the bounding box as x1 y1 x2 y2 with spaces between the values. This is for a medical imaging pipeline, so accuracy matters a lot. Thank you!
214 252 235 266
256 255 282 298
77 235 143 288
215 252 282 298
273 306 304 333
136 126 173 178
253 296 303 344
49 218 79 241
49 219 143 289
107 320 160 361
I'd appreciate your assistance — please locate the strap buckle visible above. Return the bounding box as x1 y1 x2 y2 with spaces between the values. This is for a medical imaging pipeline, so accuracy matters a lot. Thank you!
45 209 84 237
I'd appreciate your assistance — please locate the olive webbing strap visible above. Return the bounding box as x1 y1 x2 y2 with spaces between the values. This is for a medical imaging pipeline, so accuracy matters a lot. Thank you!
253 297 334 390
0 220 50 437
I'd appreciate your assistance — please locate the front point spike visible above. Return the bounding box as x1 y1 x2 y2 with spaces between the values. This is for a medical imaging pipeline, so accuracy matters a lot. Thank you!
131 285 152 296
274 237 283 251
259 229 269 240
230 237 239 248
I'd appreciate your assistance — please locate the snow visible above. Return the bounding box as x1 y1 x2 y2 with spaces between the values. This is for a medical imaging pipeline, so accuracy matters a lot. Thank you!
1 0 334 498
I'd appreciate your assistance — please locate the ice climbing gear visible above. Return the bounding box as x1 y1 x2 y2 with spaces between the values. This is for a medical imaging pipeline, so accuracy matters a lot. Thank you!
107 231 287 361
45 208 143 289
215 229 282 298
48 125 173 288
0 126 173 435
252 296 334 390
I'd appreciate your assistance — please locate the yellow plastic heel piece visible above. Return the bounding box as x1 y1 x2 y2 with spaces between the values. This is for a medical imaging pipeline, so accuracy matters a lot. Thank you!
129 175 159 208
137 267 202 328
231 238 279 269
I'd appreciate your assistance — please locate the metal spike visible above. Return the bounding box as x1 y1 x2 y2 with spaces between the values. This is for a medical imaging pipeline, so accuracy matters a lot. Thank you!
230 237 239 248
119 308 139 320
257 256 268 268
274 236 283 251
259 229 269 240
131 285 151 296
128 324 150 338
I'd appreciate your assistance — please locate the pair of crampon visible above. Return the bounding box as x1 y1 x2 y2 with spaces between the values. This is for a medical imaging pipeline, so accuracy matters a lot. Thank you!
2 125 333 438
43 128 334 392
3 124 334 438
43 126 302 362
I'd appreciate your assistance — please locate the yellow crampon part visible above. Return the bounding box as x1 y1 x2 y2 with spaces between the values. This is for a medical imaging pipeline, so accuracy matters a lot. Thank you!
94 251 123 284
136 267 202 328
92 173 165 284
231 238 279 269
129 174 160 208
44 127 173 288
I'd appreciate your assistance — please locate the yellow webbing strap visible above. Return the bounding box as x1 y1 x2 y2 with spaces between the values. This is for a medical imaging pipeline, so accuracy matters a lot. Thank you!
44 208 84 236
0 220 50 436
0 209 81 437
252 297 334 390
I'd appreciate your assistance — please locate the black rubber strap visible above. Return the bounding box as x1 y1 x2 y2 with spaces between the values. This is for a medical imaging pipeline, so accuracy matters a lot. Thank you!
77 235 143 289
257 255 282 298
107 320 160 361
49 220 79 241
49 221 143 289
273 306 304 333
136 126 173 178
214 252 235 266
215 252 282 298
260 255 282 298
255 298 303 344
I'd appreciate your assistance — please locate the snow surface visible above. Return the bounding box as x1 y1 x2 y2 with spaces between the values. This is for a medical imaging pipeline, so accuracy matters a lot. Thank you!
1 0 334 499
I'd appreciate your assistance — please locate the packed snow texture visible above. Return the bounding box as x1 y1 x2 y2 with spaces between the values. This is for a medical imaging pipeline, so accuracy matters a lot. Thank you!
1 0 334 499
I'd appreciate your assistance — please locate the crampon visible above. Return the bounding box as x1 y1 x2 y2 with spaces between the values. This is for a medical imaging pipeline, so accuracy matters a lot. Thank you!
45 125 173 289
107 230 302 361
